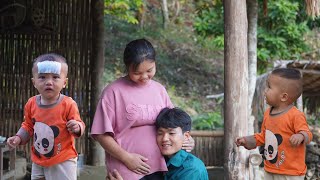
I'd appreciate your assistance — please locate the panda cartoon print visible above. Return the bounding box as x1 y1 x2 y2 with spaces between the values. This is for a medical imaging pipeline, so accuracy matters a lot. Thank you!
264 129 283 164
34 122 60 158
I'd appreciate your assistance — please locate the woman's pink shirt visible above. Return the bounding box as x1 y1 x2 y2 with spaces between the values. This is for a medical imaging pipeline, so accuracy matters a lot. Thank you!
91 77 173 179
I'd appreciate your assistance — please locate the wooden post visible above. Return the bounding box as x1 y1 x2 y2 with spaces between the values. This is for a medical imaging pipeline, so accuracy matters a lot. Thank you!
89 0 106 166
247 1 261 179
224 0 249 179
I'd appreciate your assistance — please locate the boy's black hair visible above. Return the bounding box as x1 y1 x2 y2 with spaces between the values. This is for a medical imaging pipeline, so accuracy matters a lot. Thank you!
155 107 192 132
123 38 156 72
271 68 301 80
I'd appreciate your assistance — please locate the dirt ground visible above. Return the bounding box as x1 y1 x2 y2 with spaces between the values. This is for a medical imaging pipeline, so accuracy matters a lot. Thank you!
78 165 106 180
77 166 225 180
77 166 265 180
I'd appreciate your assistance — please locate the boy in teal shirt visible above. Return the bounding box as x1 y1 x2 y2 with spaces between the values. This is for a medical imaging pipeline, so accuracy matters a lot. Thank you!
108 107 208 180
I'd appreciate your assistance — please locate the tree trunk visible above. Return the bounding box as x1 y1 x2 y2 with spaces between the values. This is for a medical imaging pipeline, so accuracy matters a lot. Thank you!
224 0 249 179
247 0 260 179
89 0 106 166
247 0 258 134
161 0 169 29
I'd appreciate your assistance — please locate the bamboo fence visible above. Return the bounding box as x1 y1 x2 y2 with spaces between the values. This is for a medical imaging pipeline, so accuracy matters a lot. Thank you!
0 0 101 163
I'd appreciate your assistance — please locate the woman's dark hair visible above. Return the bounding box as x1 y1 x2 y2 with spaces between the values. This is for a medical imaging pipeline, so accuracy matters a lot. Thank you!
155 107 192 132
123 38 156 72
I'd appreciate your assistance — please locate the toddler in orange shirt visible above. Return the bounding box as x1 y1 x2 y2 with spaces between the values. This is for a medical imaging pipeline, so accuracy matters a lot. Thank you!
236 68 312 180
7 53 85 180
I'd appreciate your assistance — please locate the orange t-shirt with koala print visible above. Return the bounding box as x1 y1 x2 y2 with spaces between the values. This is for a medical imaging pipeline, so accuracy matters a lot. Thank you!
17 95 85 167
254 106 312 176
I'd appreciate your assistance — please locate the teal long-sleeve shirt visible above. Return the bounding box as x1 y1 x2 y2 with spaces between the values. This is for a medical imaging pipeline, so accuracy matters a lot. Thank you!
165 150 209 180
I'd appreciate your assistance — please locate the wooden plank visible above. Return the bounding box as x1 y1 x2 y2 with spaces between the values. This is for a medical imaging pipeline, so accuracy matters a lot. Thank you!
191 130 224 137
191 133 225 167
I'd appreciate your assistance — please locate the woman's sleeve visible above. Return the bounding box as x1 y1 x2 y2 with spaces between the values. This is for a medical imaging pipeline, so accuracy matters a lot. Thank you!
162 86 174 108
91 95 116 138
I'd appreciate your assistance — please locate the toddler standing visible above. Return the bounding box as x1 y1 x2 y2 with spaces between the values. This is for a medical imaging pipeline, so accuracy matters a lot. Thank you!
236 68 312 179
7 53 85 180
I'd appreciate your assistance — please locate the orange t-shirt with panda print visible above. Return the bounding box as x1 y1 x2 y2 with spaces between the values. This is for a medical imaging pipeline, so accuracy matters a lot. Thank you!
254 106 312 176
17 95 85 167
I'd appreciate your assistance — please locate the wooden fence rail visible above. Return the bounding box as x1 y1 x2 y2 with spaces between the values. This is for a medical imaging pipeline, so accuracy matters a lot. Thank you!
191 130 224 167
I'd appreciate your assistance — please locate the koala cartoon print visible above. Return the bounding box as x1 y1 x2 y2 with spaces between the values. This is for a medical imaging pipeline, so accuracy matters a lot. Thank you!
264 129 283 164
34 122 59 158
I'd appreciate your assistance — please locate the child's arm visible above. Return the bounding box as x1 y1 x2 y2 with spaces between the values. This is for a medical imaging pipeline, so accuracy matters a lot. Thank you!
298 130 312 144
66 100 85 137
289 133 304 146
95 134 151 175
235 135 257 150
7 127 31 148
6 135 21 149
289 130 312 146
9 99 35 148
66 120 85 137
290 112 313 146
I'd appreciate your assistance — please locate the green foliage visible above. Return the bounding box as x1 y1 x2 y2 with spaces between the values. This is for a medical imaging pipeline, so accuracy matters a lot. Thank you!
212 35 224 49
104 0 143 24
194 2 224 37
256 1 309 71
192 111 223 130
193 0 312 73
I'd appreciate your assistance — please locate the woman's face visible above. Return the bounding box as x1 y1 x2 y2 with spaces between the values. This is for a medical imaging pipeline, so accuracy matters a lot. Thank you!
128 60 156 85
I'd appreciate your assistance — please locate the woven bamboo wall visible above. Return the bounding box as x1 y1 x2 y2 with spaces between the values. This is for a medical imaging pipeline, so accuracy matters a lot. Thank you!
191 130 224 166
0 0 93 161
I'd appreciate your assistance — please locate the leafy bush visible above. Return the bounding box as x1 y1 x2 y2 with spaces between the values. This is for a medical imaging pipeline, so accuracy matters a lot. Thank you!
104 0 143 24
192 111 223 130
257 1 309 71
193 0 312 73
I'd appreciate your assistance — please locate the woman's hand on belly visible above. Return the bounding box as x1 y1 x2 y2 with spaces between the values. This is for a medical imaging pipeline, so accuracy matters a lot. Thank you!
123 153 151 175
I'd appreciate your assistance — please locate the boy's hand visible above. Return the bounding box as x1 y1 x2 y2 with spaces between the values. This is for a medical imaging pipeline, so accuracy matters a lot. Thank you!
124 153 150 175
235 137 246 147
289 133 304 146
66 120 81 134
182 136 195 152
6 135 21 149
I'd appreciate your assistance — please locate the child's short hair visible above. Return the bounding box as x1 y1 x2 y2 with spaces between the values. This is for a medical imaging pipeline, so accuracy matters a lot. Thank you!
271 68 301 80
33 53 67 64
123 38 156 72
32 53 68 75
271 68 303 102
155 107 192 132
